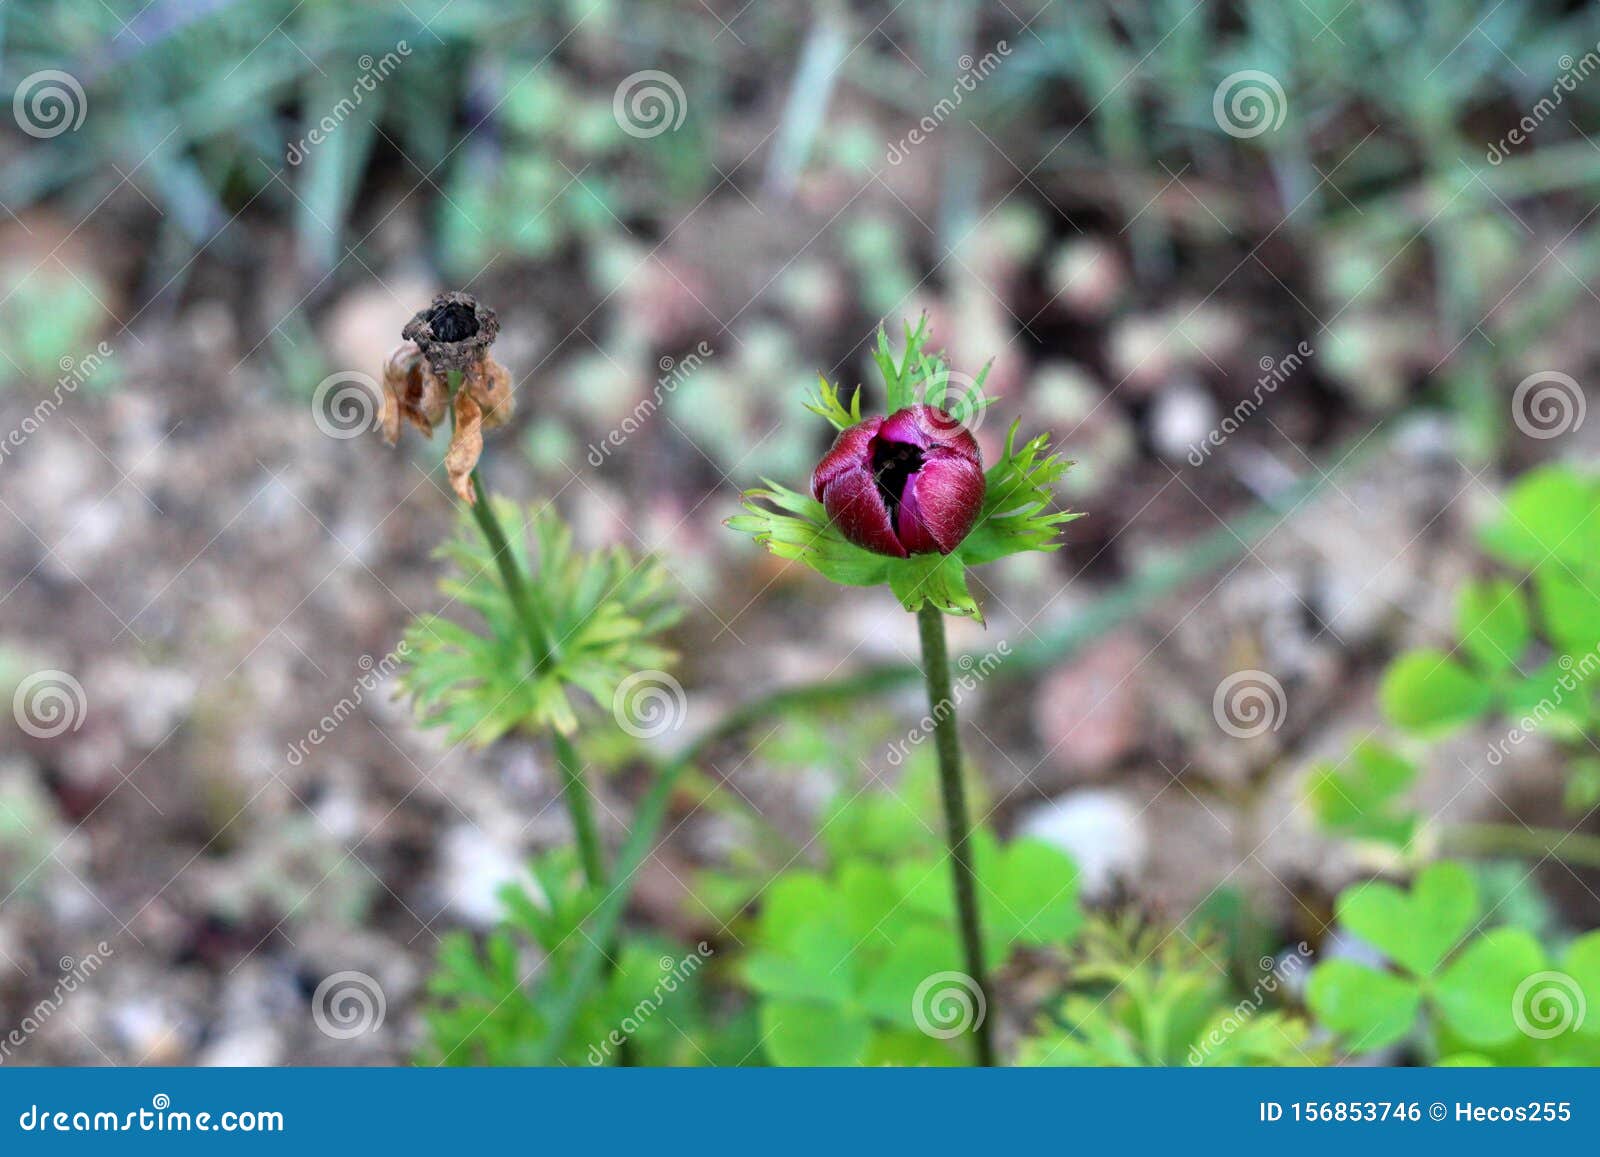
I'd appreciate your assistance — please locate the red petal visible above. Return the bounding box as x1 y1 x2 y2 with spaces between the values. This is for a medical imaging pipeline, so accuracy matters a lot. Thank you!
819 463 906 558
881 404 981 464
896 455 986 554
811 418 882 500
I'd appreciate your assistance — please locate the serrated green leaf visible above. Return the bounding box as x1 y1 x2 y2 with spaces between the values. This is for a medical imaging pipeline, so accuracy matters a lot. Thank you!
399 500 680 743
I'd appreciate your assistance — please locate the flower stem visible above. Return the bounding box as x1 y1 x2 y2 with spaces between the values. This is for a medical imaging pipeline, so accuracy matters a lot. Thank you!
466 470 556 675
552 729 606 888
446 407 629 1060
1441 822 1600 871
914 601 996 1067
461 470 608 891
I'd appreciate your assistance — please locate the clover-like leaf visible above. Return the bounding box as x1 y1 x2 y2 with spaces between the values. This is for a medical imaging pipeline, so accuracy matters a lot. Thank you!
1305 960 1421 1051
983 837 1083 953
1534 569 1600 658
1378 650 1493 735
1433 927 1546 1047
1335 861 1478 978
1480 466 1600 573
1455 579 1530 675
1306 740 1418 850
760 999 872 1066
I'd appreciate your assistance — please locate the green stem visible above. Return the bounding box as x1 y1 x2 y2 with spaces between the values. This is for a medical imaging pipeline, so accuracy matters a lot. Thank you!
445 384 628 1060
553 729 606 888
1442 822 1600 871
467 470 556 675
915 601 996 1067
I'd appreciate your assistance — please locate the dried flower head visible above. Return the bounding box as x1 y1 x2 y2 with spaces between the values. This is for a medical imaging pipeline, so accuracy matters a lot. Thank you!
381 292 516 504
401 291 500 374
380 342 449 445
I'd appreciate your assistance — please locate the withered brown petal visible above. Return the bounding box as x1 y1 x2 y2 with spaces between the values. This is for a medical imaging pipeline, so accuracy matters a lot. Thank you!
447 391 484 504
470 358 515 431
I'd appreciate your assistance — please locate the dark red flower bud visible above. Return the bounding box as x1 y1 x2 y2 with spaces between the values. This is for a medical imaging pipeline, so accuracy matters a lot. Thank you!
811 404 986 558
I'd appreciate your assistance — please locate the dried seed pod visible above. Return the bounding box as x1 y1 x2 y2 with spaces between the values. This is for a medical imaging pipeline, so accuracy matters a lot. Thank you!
401 291 500 375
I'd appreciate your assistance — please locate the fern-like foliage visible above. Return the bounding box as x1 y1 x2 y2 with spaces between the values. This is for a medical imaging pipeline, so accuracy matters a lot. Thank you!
1017 915 1324 1067
401 500 680 741
422 851 720 1066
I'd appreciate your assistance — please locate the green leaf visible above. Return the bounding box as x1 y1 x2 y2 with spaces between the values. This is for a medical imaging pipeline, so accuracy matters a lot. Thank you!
1378 650 1493 735
887 551 980 620
956 423 1082 567
1480 466 1600 572
804 373 862 431
401 501 680 742
1306 741 1418 850
1306 960 1421 1051
1533 569 1600 657
1560 931 1600 1039
1434 928 1546 1047
836 861 905 943
984 838 1082 953
1336 862 1479 978
760 1000 872 1066
729 480 894 588
862 1027 961 1066
1455 579 1530 675
857 925 965 1027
